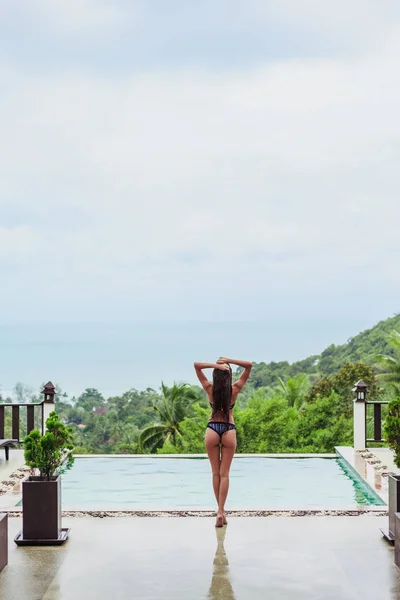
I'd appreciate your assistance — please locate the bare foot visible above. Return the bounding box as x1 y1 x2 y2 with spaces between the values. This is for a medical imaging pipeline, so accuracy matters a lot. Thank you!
223 513 227 525
215 513 224 528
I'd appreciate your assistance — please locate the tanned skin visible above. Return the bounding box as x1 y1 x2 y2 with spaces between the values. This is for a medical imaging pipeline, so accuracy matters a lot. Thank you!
194 357 252 527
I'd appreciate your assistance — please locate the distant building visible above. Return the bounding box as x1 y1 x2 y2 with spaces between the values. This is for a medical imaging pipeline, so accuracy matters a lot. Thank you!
93 406 108 416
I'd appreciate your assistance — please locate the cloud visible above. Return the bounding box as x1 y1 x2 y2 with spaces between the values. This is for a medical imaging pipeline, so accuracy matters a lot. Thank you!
0 7 399 322
260 0 400 45
9 0 129 37
2 0 399 77
0 226 39 262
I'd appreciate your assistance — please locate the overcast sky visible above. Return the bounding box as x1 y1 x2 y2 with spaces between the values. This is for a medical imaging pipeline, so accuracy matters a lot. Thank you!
0 2 399 393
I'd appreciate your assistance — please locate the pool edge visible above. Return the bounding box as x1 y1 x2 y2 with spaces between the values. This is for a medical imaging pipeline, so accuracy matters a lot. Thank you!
335 446 388 505
72 453 337 459
2 507 388 517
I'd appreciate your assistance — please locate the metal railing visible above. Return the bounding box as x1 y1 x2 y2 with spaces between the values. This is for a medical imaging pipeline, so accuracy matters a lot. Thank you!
365 400 389 446
0 382 56 443
0 402 44 442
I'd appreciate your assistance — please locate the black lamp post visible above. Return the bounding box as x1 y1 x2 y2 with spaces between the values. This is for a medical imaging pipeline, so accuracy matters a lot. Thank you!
41 382 55 404
353 380 368 402
41 382 55 434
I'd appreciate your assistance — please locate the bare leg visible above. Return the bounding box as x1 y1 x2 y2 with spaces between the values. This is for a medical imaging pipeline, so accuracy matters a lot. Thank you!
205 428 222 524
212 462 221 504
218 430 236 521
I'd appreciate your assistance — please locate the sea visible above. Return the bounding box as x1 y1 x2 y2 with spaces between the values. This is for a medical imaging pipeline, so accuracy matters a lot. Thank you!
0 317 377 399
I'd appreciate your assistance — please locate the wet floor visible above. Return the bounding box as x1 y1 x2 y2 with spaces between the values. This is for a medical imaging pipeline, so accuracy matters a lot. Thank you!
0 516 399 600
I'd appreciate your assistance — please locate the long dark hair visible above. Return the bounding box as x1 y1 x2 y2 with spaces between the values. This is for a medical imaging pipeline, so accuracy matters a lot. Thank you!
211 365 232 423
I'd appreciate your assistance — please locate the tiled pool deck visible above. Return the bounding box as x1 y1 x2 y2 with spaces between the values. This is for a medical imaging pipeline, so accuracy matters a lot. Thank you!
1 449 400 598
1 516 400 600
0 450 25 482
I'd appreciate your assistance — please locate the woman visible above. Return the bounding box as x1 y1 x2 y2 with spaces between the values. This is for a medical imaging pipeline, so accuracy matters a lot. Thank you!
194 356 252 527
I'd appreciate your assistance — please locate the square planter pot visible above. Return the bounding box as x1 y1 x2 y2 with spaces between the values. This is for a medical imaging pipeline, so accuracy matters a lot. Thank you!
14 475 69 546
0 513 8 572
395 513 400 568
389 474 400 542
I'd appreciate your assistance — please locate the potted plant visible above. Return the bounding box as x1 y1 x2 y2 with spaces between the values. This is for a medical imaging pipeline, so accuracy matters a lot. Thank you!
15 411 74 546
0 513 7 572
384 397 400 546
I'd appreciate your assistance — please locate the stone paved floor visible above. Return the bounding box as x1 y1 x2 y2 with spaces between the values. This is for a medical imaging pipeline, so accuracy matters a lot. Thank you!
0 450 24 481
370 448 400 475
0 516 399 600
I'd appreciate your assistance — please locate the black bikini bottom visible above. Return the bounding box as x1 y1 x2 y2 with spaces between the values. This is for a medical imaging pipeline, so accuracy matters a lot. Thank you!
206 422 236 441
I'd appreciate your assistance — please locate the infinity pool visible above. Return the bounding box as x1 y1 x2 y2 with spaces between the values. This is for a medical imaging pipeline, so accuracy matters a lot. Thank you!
57 457 385 509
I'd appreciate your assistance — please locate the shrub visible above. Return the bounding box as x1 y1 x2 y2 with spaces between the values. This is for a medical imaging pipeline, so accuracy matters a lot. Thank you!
385 397 400 469
24 411 75 481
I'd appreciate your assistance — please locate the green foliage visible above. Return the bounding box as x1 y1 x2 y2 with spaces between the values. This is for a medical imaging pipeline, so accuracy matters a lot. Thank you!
305 362 381 418
12 315 400 457
139 383 201 452
107 388 157 429
114 442 141 454
384 397 400 469
234 393 298 453
157 404 209 454
248 314 400 388
304 375 333 404
296 393 353 452
276 374 310 408
72 446 89 455
24 411 75 481
75 388 105 412
375 330 400 396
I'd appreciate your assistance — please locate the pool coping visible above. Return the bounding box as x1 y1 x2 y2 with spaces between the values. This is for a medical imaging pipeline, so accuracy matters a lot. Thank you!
2 507 388 517
335 446 389 505
72 453 337 459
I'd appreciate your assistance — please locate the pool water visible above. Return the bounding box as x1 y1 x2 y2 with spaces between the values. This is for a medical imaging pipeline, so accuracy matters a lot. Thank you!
56 457 385 509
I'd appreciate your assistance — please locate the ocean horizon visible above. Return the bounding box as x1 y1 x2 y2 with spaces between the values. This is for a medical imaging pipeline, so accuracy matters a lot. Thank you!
0 316 382 399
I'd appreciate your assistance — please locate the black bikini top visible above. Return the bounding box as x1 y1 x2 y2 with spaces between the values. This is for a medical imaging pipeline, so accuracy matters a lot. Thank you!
209 401 235 411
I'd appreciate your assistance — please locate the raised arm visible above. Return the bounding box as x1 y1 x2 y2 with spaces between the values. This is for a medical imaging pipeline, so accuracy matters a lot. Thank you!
194 361 229 392
217 357 253 392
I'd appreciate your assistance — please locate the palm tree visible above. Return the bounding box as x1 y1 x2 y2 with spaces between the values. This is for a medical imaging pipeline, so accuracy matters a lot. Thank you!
276 374 310 409
375 330 400 395
139 383 200 452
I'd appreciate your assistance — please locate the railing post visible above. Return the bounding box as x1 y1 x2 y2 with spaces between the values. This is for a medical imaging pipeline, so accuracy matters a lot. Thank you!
41 381 55 434
12 406 20 441
374 402 382 442
353 380 368 450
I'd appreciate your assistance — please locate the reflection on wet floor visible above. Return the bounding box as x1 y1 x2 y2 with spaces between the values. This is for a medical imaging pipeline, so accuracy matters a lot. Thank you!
207 526 236 600
1 516 400 600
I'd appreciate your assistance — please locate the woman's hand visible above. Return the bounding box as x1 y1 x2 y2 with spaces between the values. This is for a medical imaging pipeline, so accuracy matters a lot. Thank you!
215 362 230 371
216 357 229 364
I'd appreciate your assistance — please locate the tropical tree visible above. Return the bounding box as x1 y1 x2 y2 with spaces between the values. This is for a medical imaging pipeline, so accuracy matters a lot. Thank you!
13 382 35 403
375 330 400 395
107 388 157 428
75 388 105 412
384 396 400 468
157 404 210 454
234 392 298 453
275 374 310 409
296 392 353 452
305 361 381 417
139 383 200 452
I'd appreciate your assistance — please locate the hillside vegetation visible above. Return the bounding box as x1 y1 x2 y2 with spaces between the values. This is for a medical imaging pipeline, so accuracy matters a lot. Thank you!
1 314 399 454
247 314 400 388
